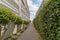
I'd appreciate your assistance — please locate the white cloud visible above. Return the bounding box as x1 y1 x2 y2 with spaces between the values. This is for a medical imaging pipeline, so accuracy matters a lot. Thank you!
27 0 43 20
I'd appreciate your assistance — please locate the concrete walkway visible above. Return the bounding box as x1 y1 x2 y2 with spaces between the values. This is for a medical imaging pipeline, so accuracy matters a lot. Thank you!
17 23 42 40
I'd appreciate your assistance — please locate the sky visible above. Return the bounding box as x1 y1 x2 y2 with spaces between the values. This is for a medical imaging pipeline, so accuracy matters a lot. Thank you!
27 0 43 20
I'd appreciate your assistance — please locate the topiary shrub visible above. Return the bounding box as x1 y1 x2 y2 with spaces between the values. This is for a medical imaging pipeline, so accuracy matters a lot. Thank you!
33 0 60 40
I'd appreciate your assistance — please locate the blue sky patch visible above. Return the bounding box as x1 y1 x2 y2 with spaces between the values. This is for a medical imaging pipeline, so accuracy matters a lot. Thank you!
27 0 43 20
31 0 39 4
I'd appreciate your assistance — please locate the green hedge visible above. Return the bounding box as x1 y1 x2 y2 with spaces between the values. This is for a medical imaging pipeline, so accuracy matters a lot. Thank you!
23 20 31 24
14 16 23 25
0 6 30 25
0 6 17 24
33 0 60 40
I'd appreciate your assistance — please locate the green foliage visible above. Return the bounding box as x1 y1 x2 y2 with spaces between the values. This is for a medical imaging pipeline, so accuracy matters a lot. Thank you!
0 6 30 25
14 16 22 25
0 15 9 24
23 20 31 24
0 6 17 23
33 0 60 40
0 6 10 24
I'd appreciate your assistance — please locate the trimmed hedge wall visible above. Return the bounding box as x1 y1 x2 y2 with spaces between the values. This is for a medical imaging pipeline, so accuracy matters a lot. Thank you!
0 6 30 25
33 0 60 40
0 5 17 40
0 5 17 24
23 20 31 24
14 16 22 25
